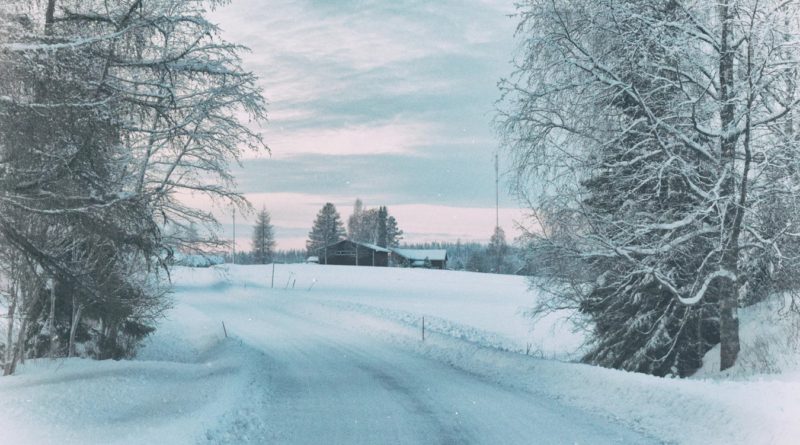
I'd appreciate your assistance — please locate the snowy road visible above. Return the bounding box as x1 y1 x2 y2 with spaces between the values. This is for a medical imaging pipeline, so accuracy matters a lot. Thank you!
198 294 657 445
4 265 796 444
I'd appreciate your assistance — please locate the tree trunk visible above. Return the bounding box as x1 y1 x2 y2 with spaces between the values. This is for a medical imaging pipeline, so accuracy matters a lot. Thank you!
719 253 740 371
5 313 28 376
3 286 17 374
45 0 57 28
718 0 741 371
47 280 57 358
68 302 83 358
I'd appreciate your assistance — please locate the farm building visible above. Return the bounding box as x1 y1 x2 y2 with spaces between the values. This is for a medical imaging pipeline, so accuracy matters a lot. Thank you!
391 248 448 269
316 240 391 267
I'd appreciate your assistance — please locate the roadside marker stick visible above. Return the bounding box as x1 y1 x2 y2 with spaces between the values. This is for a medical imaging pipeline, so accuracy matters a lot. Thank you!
222 321 228 338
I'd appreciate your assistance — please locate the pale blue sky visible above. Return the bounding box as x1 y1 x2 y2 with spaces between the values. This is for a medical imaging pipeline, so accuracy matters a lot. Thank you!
207 0 524 249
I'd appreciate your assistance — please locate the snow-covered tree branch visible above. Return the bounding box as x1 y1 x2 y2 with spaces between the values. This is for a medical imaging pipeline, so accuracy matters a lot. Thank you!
0 0 267 374
499 0 800 375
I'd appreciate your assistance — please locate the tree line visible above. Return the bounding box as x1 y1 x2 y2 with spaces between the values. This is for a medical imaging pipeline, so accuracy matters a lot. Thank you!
306 200 403 255
235 199 522 272
400 235 522 274
225 200 405 265
0 0 266 375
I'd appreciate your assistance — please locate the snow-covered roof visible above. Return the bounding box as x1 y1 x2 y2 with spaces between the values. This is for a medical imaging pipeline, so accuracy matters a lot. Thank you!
317 239 391 253
391 248 448 262
356 241 392 253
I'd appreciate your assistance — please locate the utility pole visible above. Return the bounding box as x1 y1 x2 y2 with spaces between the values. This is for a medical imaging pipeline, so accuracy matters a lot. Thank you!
232 206 236 265
495 152 500 229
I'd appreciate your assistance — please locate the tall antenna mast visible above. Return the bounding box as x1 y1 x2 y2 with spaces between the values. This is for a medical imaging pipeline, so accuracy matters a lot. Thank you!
495 152 499 229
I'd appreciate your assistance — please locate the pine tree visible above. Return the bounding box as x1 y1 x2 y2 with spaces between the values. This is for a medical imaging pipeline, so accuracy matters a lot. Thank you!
386 215 403 248
251 207 276 264
307 203 346 260
377 206 388 248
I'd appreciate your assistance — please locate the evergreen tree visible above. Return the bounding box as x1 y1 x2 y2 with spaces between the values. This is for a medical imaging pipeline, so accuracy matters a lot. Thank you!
386 215 403 248
307 203 346 260
251 207 276 264
377 206 388 248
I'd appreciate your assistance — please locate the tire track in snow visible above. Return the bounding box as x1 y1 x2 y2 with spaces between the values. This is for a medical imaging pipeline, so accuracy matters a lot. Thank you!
356 362 474 445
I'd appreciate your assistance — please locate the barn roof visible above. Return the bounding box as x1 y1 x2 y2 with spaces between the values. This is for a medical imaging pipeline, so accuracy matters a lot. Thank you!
356 241 392 253
317 239 391 253
391 248 448 262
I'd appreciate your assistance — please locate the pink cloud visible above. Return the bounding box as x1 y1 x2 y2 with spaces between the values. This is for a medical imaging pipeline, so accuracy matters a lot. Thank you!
264 119 437 158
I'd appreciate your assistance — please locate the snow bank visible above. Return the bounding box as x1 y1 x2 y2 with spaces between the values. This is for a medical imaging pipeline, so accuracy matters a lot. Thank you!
0 341 263 444
0 270 273 445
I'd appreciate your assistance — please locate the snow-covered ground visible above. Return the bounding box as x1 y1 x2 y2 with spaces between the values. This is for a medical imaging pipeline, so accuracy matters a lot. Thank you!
696 294 800 379
1 264 798 444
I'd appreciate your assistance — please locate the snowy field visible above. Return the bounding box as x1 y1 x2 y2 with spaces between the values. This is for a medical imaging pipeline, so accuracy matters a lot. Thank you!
1 264 798 444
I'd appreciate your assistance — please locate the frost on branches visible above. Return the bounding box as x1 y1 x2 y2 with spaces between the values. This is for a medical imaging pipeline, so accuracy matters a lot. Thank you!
500 0 800 375
0 0 267 374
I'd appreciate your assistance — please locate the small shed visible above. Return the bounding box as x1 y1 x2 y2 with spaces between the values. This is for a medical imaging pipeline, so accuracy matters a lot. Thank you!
391 248 448 269
316 240 390 267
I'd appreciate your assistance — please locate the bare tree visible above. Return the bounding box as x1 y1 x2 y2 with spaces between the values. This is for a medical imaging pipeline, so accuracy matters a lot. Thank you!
0 0 267 373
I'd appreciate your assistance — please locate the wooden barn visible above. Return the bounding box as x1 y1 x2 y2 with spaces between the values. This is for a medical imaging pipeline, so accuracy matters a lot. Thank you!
391 248 448 269
316 240 391 267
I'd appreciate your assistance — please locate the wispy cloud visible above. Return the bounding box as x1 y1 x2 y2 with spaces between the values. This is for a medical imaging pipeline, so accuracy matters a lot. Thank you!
265 118 438 158
231 148 513 208
205 0 522 247
210 0 515 126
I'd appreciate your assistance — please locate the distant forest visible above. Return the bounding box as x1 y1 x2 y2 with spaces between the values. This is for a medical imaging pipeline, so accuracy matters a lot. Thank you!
225 240 526 275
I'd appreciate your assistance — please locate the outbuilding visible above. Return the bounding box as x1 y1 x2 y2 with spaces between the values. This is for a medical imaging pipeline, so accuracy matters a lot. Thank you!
316 240 391 267
391 248 448 269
